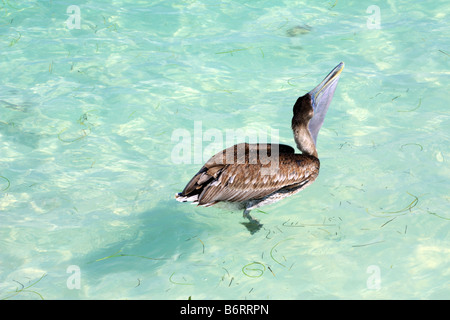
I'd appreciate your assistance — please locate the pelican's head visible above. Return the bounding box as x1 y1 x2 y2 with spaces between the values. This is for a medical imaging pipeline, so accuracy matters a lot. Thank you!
292 62 344 147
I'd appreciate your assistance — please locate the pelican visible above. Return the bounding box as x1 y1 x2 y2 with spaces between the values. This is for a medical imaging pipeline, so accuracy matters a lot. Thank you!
176 62 344 232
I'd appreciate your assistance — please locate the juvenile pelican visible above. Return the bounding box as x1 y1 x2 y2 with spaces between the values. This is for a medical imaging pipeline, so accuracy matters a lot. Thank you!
176 62 344 232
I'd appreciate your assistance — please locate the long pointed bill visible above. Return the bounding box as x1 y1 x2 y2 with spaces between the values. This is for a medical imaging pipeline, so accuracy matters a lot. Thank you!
308 62 344 145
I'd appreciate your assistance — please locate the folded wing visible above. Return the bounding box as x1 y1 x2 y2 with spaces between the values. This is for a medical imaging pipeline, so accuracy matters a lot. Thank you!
178 143 319 206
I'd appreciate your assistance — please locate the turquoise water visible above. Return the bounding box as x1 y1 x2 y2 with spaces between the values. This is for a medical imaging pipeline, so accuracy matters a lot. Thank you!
0 0 448 300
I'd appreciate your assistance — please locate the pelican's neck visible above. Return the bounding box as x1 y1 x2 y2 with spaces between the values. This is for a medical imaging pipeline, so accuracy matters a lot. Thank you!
293 125 318 158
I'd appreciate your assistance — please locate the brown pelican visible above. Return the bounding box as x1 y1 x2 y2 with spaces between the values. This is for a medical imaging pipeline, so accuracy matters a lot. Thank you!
176 62 344 232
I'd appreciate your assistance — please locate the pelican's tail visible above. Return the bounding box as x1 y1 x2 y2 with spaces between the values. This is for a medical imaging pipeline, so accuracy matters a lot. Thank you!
175 192 199 204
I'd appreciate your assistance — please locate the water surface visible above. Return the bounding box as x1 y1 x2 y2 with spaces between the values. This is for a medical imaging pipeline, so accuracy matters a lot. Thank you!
0 0 449 299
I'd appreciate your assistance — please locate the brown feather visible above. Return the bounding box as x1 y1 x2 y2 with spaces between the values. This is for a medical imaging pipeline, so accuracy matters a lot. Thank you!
179 143 319 206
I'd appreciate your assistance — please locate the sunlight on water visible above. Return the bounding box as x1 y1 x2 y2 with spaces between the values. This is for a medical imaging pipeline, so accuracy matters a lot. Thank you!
0 0 448 300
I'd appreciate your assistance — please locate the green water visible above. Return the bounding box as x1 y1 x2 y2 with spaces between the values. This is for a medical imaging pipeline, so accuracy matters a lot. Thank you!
0 0 448 300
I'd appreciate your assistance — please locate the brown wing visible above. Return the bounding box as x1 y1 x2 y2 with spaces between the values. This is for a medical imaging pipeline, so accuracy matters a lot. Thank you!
198 153 319 205
180 143 294 196
179 143 319 206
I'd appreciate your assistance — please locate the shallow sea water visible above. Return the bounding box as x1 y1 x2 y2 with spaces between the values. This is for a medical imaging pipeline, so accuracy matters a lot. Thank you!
0 0 449 299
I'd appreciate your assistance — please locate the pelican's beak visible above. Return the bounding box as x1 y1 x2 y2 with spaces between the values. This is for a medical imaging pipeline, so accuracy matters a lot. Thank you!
308 62 344 145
